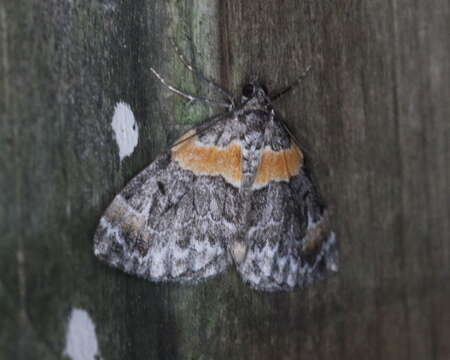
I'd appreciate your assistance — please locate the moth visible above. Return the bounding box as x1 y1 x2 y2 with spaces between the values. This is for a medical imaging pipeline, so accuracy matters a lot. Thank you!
94 59 338 291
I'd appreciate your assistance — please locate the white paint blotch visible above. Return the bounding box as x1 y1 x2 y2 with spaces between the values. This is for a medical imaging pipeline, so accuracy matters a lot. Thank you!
111 101 138 161
64 308 100 360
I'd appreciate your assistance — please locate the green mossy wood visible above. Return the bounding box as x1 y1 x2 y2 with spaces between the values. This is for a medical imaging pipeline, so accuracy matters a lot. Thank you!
1 1 449 359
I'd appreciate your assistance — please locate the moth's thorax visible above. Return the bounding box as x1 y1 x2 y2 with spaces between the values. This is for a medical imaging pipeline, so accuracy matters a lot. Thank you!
171 105 303 191
240 85 272 113
171 81 301 190
239 111 267 189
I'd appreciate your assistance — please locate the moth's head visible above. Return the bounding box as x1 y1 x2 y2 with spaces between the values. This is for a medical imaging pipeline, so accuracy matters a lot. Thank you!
240 82 271 109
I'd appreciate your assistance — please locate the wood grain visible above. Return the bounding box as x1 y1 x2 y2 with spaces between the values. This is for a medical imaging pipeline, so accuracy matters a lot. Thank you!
1 0 449 359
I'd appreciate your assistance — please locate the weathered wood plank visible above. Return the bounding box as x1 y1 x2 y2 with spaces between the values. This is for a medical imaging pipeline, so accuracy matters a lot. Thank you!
0 0 449 359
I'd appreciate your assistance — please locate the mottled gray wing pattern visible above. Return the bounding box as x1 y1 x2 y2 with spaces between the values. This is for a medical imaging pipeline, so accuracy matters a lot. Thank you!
237 119 338 291
94 117 242 283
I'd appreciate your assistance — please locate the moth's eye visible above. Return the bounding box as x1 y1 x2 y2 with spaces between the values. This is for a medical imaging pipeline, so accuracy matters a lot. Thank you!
242 84 254 98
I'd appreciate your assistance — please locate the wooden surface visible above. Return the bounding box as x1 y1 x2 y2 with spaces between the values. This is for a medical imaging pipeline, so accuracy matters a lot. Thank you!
1 0 449 359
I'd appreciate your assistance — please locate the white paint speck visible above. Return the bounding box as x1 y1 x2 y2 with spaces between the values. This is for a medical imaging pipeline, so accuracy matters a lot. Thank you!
64 308 100 360
111 101 139 161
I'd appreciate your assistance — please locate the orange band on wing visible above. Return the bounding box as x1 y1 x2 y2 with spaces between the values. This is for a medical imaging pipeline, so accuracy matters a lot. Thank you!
253 144 303 189
171 131 242 187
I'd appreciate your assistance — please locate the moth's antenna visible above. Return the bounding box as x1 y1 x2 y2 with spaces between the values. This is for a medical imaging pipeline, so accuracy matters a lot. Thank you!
150 67 232 109
170 39 235 107
270 65 312 101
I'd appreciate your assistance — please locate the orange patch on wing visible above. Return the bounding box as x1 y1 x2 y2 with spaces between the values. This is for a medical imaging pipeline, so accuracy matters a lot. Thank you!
171 131 242 187
253 144 303 188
